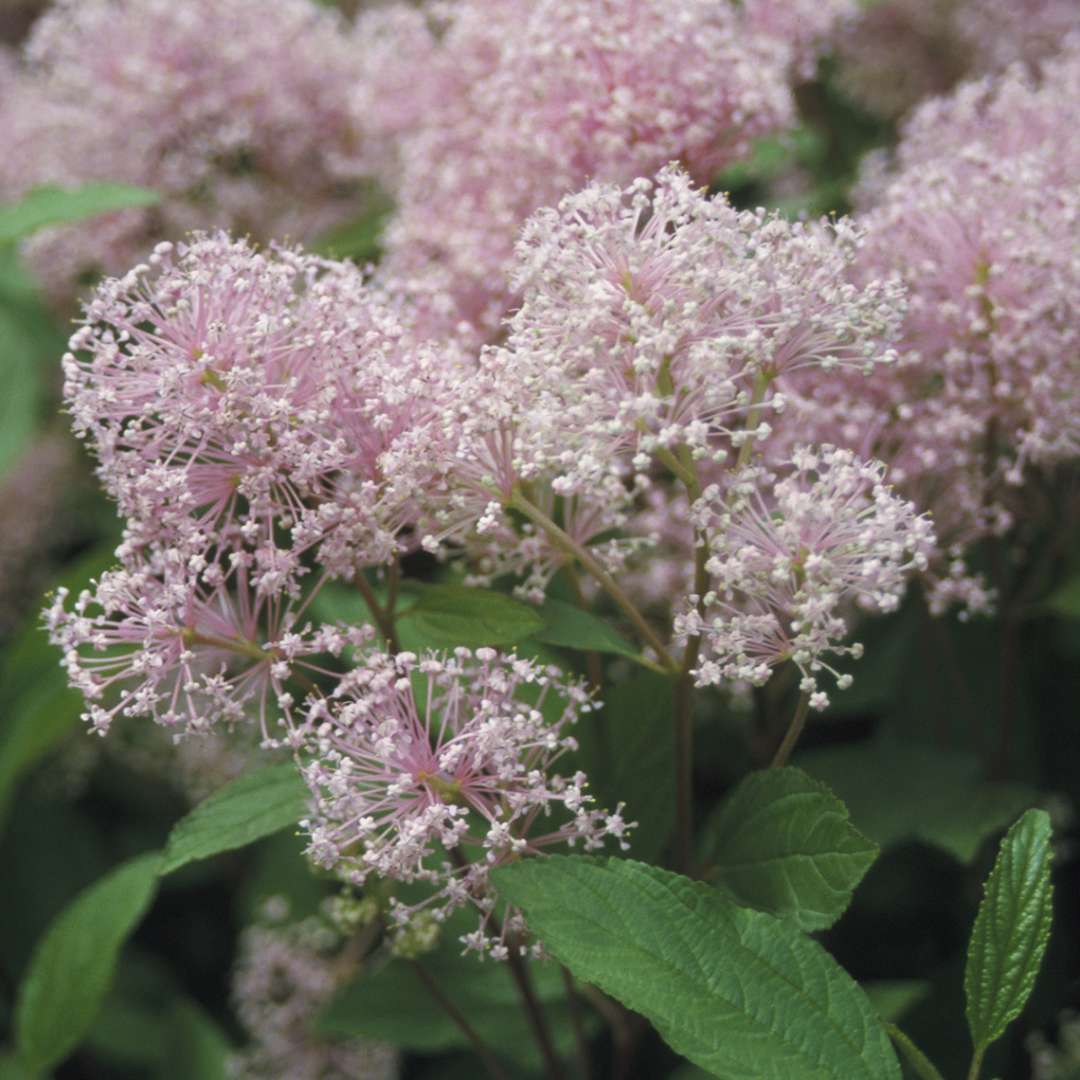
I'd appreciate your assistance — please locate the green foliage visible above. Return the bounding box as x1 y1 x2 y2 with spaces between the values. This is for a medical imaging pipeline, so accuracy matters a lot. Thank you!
494 856 901 1079
14 852 161 1072
575 670 675 863
397 584 545 648
159 761 309 875
533 597 639 658
965 809 1054 1060
317 920 584 1070
700 767 878 931
799 738 1039 863
0 182 160 245
0 545 117 830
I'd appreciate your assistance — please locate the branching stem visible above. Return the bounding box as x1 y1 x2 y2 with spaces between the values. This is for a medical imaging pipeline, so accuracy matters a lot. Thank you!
510 490 678 674
409 961 509 1080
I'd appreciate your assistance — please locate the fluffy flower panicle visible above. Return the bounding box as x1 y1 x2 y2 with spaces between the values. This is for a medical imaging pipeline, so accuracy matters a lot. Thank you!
65 233 451 589
362 0 795 338
300 647 631 957
0 0 362 302
498 166 904 497
45 551 368 742
676 447 934 710
801 48 1080 611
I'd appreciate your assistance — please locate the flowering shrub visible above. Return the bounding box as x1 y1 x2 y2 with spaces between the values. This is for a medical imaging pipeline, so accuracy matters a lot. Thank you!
0 2 1075 1079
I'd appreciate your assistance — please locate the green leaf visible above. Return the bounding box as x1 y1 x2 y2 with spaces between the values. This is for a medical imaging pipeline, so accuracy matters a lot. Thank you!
533 598 638 658
494 856 901 1080
799 738 1038 863
0 182 160 245
159 761 308 876
15 852 161 1072
964 808 1054 1056
396 585 545 649
574 670 675 863
701 767 878 931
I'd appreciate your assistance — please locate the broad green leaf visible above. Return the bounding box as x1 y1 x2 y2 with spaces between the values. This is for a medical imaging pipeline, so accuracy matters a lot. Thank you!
0 182 160 245
574 670 675 863
494 857 901 1080
317 916 584 1070
396 584 544 649
701 767 878 931
159 761 308 875
533 598 638 658
15 852 161 1072
965 809 1054 1055
799 738 1038 863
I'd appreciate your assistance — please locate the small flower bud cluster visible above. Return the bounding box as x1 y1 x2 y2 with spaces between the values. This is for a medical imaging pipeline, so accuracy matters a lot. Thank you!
0 0 363 303
360 0 797 339
299 647 631 957
675 447 934 709
230 915 398 1080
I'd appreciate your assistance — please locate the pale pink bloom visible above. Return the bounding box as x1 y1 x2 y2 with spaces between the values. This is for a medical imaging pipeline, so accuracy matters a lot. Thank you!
744 0 858 80
300 647 630 957
501 166 903 497
676 447 933 709
65 233 451 587
802 50 1080 611
1 0 362 303
362 0 795 339
44 549 365 742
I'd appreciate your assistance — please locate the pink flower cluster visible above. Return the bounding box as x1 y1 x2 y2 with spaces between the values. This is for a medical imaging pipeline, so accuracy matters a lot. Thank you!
50 233 458 740
801 48 1080 611
300 647 630 957
0 0 362 302
360 0 802 340
64 233 448 583
424 166 907 600
675 447 933 709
